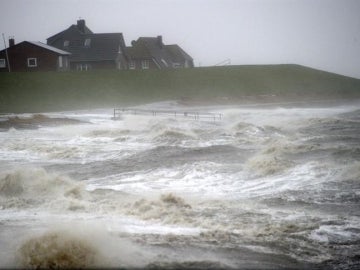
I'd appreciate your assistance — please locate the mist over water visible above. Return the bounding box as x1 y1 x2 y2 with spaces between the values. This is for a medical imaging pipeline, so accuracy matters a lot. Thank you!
0 101 360 269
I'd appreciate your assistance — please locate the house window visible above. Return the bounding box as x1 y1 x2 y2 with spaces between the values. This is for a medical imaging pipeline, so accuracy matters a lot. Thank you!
129 60 135 70
63 40 69 47
58 56 63 68
141 60 149 69
84 38 91 47
173 63 181 68
0 59 6 68
76 63 91 71
27 58 37 67
161 59 168 67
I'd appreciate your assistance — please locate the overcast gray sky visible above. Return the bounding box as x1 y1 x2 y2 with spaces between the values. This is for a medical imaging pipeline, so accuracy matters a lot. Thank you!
1 0 359 78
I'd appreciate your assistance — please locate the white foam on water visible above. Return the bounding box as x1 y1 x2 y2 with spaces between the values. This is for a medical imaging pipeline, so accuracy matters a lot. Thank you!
1 103 360 268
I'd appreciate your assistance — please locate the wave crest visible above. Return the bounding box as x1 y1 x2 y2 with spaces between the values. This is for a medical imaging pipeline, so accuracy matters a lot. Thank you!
149 123 198 144
0 168 87 210
245 140 295 176
246 154 292 176
127 193 193 224
17 230 98 269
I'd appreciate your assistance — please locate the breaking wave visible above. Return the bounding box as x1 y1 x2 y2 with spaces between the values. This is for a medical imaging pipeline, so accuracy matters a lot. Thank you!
246 154 293 176
244 139 295 176
0 168 88 210
17 230 98 269
86 128 131 139
5 141 84 160
15 223 150 269
2 105 360 269
127 193 194 225
151 128 198 144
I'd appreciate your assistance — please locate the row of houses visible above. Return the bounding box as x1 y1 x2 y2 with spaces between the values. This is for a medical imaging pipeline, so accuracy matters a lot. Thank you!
0 19 194 72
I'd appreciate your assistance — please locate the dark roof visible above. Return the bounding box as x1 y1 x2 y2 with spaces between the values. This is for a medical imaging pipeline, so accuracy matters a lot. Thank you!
46 20 126 62
165 44 193 62
126 36 193 68
27 41 71 55
0 41 71 55
125 42 152 59
64 33 125 62
47 23 93 42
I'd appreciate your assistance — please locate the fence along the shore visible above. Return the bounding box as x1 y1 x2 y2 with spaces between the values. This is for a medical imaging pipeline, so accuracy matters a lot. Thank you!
113 108 222 121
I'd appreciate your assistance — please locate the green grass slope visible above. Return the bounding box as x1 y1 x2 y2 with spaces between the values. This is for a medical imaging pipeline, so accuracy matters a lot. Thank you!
0 64 359 113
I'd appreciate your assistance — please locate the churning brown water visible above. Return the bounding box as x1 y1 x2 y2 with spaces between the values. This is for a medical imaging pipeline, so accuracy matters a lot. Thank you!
0 101 359 269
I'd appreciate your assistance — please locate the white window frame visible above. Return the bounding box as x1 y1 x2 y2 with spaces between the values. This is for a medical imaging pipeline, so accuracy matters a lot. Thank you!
76 63 91 71
141 60 149 70
161 58 168 67
27 58 37 67
58 56 63 68
0 59 6 68
84 38 91 47
63 40 69 47
129 60 135 70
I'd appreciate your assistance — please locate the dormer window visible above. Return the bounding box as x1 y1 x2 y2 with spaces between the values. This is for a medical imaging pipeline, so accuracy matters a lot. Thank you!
63 40 69 47
84 38 91 47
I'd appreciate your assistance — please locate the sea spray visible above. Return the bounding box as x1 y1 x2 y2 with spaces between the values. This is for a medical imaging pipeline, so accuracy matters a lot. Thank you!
0 167 89 210
245 145 294 177
16 222 152 269
1 104 360 269
17 231 98 269
127 193 193 225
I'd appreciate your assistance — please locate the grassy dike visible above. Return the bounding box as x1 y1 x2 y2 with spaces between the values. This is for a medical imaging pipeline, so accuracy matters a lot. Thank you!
1 64 360 113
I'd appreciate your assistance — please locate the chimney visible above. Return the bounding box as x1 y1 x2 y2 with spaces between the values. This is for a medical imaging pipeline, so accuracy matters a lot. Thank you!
77 19 86 33
9 38 15 47
157 35 163 49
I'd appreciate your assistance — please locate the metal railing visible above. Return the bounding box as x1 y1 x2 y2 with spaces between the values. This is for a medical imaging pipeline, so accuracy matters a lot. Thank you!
113 108 222 121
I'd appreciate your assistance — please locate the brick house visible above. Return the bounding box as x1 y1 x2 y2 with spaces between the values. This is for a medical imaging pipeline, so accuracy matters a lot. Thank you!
0 39 70 72
47 19 127 70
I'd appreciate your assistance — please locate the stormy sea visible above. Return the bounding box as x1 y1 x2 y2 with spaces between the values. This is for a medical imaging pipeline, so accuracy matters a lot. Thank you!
0 101 359 269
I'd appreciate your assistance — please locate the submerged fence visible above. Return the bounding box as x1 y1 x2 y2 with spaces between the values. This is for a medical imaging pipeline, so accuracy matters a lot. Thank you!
113 108 222 121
